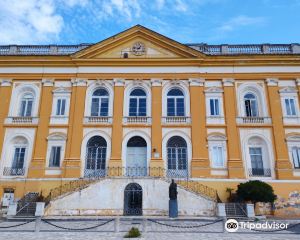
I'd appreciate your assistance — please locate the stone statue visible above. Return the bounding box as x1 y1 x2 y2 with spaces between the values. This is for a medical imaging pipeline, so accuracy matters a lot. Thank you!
169 179 178 200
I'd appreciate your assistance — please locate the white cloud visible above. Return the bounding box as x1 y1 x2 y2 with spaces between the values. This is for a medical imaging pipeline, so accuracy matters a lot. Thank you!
174 0 187 12
217 15 265 32
0 0 63 44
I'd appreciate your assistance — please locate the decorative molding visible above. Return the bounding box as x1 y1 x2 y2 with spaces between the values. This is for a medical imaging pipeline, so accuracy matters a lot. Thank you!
279 86 298 94
266 78 279 86
205 86 223 93
52 87 72 94
42 78 54 87
113 78 125 87
93 79 114 88
222 78 235 87
296 78 300 86
151 78 163 87
71 78 88 86
189 78 205 87
0 78 12 87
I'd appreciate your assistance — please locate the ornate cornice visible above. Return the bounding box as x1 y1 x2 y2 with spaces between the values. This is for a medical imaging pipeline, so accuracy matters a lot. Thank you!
113 78 125 86
151 78 163 87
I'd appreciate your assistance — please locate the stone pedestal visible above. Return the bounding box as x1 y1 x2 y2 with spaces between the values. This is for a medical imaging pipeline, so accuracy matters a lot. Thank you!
169 199 178 218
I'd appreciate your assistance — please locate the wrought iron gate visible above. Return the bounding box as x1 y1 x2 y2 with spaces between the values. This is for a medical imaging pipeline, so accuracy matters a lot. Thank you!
124 183 142 216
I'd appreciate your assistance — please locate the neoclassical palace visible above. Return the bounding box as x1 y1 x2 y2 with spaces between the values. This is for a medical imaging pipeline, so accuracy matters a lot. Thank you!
0 25 300 216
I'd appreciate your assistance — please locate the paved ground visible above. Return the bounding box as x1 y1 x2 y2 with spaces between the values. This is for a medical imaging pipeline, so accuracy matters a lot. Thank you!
0 217 298 240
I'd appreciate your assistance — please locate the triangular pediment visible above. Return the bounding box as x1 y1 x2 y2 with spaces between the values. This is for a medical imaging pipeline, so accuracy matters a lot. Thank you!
72 25 204 59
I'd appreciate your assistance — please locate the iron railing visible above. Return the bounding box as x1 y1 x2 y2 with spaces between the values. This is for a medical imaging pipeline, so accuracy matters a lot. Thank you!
3 167 25 176
44 167 218 205
248 168 272 177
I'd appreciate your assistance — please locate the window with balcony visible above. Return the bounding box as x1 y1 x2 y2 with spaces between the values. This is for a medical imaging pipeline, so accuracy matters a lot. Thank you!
91 88 109 117
167 88 185 116
244 93 258 117
19 93 34 117
129 89 147 116
285 98 296 116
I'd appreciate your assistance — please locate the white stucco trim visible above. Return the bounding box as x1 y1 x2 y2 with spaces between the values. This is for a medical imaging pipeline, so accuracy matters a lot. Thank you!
162 130 192 177
162 80 190 117
123 80 151 117
240 131 275 179
237 82 269 117
8 82 41 117
0 129 35 178
84 80 114 117
121 130 151 168
80 130 112 177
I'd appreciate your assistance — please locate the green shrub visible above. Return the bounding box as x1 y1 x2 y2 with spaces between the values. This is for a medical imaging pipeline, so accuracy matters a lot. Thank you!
124 227 141 238
236 180 277 205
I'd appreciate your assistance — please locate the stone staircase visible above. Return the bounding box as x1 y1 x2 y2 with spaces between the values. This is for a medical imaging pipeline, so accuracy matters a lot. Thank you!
16 192 39 216
225 203 248 218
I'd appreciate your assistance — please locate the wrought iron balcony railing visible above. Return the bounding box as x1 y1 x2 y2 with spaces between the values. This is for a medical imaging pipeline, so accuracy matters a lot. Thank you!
162 116 191 124
123 116 152 124
84 116 113 124
236 117 272 124
3 167 25 176
248 168 271 177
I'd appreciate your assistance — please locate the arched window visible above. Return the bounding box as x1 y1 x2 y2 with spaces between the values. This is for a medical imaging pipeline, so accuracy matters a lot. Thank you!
19 93 34 117
91 88 109 117
85 136 107 177
129 89 147 116
167 88 185 116
167 136 188 177
244 93 258 117
247 137 271 177
4 137 28 176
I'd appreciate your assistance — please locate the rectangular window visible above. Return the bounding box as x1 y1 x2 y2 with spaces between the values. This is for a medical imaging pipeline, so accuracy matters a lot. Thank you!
209 99 220 116
91 98 99 116
285 98 296 116
292 147 300 169
100 98 108 116
129 98 137 116
212 146 224 167
176 98 185 116
139 98 147 116
20 100 33 117
12 147 26 169
249 147 264 175
56 99 66 116
167 98 175 116
49 146 61 167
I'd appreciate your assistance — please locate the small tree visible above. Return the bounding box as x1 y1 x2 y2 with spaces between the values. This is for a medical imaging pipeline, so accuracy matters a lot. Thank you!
236 180 277 205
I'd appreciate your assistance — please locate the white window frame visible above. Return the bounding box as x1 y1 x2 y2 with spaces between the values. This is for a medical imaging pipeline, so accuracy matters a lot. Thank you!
45 134 67 175
205 87 224 124
50 88 71 125
286 135 300 176
279 87 300 125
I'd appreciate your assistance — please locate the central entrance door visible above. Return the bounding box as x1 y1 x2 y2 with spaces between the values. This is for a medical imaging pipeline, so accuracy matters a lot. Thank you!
126 136 147 176
124 183 142 216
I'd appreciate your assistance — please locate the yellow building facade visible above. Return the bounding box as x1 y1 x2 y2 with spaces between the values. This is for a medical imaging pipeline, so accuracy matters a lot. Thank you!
0 25 300 216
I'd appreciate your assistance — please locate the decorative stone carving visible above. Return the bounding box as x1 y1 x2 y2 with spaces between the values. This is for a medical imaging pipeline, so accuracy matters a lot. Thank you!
266 78 279 86
204 86 223 93
71 78 88 86
113 78 125 87
222 78 235 87
0 78 12 87
189 78 205 87
151 78 162 87
296 78 300 86
42 78 54 86
279 86 298 93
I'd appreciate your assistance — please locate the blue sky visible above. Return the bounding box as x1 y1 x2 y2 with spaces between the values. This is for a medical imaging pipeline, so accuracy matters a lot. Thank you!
0 0 299 45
